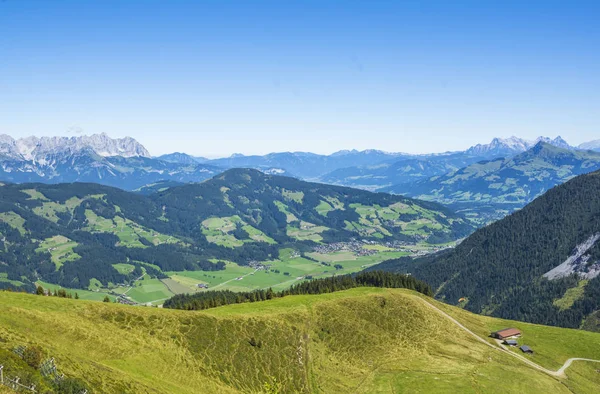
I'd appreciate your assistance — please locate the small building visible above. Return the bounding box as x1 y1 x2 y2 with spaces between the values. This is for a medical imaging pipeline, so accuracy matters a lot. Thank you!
491 328 522 340
520 345 534 354
503 339 518 346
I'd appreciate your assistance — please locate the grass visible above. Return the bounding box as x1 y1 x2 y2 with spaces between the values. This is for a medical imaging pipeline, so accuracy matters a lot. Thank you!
32 196 83 223
36 280 116 302
273 200 299 222
166 250 408 294
315 200 334 216
125 275 174 304
201 215 276 247
85 209 180 248
553 279 588 311
112 263 136 275
427 295 600 385
1 288 598 393
21 188 49 200
35 235 80 269
0 211 26 235
281 189 304 203
286 221 329 242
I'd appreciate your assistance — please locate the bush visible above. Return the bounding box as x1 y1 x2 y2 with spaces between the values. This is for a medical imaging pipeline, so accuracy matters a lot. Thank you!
56 377 89 394
23 345 44 369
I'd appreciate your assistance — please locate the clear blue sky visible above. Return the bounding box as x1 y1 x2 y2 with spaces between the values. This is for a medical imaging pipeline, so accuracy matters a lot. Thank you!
1 0 598 157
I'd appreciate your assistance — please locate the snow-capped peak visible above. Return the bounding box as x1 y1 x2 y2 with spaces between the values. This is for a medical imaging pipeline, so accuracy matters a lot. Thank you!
579 139 600 151
3 133 150 162
534 136 572 150
467 135 573 157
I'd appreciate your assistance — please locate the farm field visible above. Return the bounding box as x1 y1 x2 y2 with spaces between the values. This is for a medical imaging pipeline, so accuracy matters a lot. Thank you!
1 288 599 393
33 247 411 305
166 248 409 294
35 235 80 269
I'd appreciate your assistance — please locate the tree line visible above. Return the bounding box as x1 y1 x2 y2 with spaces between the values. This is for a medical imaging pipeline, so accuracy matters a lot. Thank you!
163 271 432 311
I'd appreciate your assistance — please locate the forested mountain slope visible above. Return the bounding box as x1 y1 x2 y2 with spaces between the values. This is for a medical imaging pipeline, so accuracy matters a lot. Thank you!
370 170 600 331
0 169 472 293
2 288 600 393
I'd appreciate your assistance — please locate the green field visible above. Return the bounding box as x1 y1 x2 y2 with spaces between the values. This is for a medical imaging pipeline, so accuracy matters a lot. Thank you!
30 247 415 305
286 221 329 242
124 275 174 304
85 209 180 248
201 215 276 247
0 211 26 235
1 288 599 393
166 249 408 294
35 235 80 269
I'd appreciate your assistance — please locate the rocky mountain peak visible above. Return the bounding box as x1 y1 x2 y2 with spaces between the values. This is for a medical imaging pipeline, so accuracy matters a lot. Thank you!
0 133 150 162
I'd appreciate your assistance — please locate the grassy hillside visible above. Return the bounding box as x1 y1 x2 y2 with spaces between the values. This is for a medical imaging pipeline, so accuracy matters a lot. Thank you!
371 170 600 331
385 143 600 223
0 169 472 299
1 288 599 393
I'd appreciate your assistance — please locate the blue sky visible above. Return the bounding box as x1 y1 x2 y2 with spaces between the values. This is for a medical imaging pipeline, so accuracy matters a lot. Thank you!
1 0 598 157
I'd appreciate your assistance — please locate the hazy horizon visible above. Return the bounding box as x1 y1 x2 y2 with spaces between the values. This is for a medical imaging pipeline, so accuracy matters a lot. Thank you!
1 1 598 156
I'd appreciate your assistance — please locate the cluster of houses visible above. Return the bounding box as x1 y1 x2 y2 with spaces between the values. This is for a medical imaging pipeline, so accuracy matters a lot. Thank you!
116 296 136 305
312 241 380 256
248 261 271 270
491 328 534 354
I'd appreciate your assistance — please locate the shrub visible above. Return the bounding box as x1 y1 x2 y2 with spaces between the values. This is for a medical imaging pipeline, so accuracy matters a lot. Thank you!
23 345 44 369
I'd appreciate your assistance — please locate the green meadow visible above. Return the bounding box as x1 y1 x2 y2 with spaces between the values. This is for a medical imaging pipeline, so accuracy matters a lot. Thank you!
1 288 599 393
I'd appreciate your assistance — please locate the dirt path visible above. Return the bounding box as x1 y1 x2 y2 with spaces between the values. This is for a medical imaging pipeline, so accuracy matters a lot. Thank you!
415 296 600 378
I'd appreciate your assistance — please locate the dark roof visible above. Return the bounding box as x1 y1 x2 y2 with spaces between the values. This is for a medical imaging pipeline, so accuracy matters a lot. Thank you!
520 345 533 352
504 340 518 345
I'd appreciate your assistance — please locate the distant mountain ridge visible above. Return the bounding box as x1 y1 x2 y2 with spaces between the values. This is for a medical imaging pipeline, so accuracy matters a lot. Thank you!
384 142 600 222
0 133 150 161
0 134 220 190
0 133 597 193
465 135 573 157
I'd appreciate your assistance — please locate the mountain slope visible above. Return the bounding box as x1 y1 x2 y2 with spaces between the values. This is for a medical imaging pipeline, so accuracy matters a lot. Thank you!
0 169 472 293
152 168 473 245
384 142 600 222
371 170 600 331
1 288 599 393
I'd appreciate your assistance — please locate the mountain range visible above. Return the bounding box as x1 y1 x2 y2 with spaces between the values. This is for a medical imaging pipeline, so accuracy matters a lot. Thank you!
1 133 600 225
384 142 600 222
0 134 220 190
